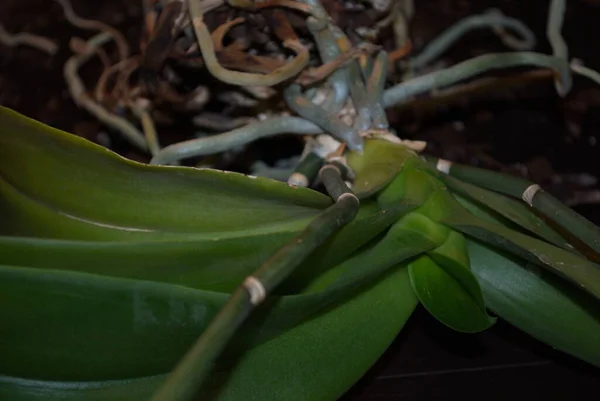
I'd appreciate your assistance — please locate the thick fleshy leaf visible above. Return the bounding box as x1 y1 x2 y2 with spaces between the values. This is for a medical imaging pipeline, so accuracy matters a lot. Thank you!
0 215 433 381
437 200 600 302
386 166 600 302
450 195 600 366
279 201 417 293
0 264 419 401
0 200 405 293
427 156 600 256
0 233 294 292
427 229 489 314
377 157 436 209
0 107 330 241
437 173 573 251
315 212 439 292
346 139 417 199
468 239 600 367
409 254 495 333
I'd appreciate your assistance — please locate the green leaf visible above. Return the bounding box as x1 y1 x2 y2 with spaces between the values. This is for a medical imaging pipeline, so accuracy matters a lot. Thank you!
321 212 439 291
377 158 436 209
438 203 600 302
279 200 418 293
0 200 405 293
409 254 495 333
427 230 489 314
0 106 330 241
468 239 600 368
0 219 432 382
449 194 600 367
346 139 418 199
395 170 600 303
0 264 419 401
438 173 573 251
0 234 295 292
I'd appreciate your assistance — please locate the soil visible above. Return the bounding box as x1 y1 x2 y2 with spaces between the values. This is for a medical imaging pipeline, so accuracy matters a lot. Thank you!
1 1 600 400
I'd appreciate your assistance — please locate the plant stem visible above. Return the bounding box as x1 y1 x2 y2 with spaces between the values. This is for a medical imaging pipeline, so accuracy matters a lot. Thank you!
149 165 359 401
427 156 600 258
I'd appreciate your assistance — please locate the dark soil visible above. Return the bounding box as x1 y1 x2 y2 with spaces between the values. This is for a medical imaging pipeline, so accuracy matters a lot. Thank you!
2 1 600 400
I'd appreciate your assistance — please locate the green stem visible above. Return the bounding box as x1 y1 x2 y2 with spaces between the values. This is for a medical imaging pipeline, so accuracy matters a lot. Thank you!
427 156 600 257
149 165 359 401
288 152 324 187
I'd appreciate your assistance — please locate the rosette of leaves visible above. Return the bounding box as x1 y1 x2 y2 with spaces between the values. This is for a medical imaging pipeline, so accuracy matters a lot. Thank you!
0 107 599 401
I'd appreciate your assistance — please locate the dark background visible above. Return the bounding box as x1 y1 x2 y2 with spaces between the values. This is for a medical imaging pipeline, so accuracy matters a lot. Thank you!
1 0 600 400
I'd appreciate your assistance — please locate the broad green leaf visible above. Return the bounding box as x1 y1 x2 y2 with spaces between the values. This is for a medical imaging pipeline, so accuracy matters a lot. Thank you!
468 239 600 367
424 156 600 256
0 200 404 293
0 107 414 295
279 200 418 293
377 160 467 225
392 169 600 302
205 264 417 401
438 203 600 302
0 222 431 381
0 233 294 292
319 213 439 292
437 173 573 251
427 229 489 314
0 264 419 401
377 158 436 208
346 139 417 199
409 254 495 333
450 194 600 366
0 107 330 241
384 211 450 245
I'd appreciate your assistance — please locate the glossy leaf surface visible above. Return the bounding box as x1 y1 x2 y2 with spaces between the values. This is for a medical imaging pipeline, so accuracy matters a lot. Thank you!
437 173 572 251
469 239 600 367
409 254 495 333
346 139 417 199
0 201 405 293
440 205 600 302
427 229 489 314
455 195 600 366
0 215 433 381
0 107 330 241
393 170 600 302
0 264 419 401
